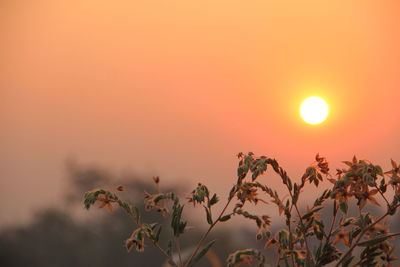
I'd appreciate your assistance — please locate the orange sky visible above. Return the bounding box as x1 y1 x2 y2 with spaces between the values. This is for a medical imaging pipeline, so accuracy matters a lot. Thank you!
1 0 400 226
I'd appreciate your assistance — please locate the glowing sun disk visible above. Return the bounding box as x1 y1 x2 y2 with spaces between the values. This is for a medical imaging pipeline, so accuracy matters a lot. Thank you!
300 96 329 125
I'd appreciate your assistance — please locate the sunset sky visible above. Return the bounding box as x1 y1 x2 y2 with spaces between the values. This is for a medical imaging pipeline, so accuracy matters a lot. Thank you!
1 0 400 227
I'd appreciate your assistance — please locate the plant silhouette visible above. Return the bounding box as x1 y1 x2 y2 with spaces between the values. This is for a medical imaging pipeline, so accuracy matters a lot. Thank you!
85 153 400 266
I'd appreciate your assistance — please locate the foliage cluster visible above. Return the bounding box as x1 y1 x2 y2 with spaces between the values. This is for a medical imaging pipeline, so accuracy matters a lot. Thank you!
84 153 400 266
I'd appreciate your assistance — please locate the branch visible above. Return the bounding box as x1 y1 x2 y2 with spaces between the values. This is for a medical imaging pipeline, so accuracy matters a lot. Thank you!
374 185 390 208
176 237 183 267
334 203 400 267
284 175 314 263
184 186 238 267
326 201 339 241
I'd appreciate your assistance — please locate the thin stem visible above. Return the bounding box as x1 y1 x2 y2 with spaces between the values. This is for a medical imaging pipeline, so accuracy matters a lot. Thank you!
319 200 339 257
293 204 313 261
184 187 237 267
207 195 213 219
351 232 400 266
326 201 339 241
334 203 400 267
120 200 172 261
283 180 313 263
176 237 183 267
273 163 314 264
287 205 296 267
154 241 171 259
147 181 172 259
383 232 400 239
274 253 281 267
353 258 362 266
374 185 390 208
131 216 171 259
124 219 170 259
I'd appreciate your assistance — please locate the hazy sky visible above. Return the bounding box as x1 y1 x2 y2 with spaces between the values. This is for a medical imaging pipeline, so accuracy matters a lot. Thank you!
1 0 400 226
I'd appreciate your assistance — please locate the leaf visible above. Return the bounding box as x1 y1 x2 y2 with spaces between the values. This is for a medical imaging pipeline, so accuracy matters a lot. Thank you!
83 189 108 209
228 186 237 200
209 193 219 206
189 184 209 205
341 255 354 267
341 217 355 227
171 203 187 236
351 228 362 239
302 207 323 220
219 214 231 222
342 161 353 167
155 225 162 242
357 235 388 247
131 206 140 222
125 228 145 252
227 248 265 267
187 240 216 267
333 200 338 216
379 178 387 193
314 226 324 240
292 184 299 205
374 165 383 176
168 258 178 267
166 240 173 256
339 201 348 214
301 167 312 181
391 159 398 169
204 206 213 225
287 177 293 191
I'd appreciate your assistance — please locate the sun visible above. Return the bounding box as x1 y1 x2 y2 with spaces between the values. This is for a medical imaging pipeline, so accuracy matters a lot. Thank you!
300 96 329 125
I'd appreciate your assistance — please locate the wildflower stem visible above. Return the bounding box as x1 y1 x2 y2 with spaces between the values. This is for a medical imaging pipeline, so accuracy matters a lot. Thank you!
350 232 400 267
176 237 183 267
283 179 313 263
374 185 390 208
286 205 296 267
154 241 171 259
272 162 314 264
274 253 281 266
292 204 313 262
184 186 237 267
116 197 172 263
326 201 339 241
134 219 171 260
334 203 400 267
384 232 400 238
126 213 172 260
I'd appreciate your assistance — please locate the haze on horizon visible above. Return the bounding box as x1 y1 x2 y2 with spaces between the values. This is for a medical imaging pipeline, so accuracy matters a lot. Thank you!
1 0 400 227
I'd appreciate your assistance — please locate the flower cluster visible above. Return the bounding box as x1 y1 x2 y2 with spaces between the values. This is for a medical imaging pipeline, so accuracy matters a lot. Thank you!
83 153 400 267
